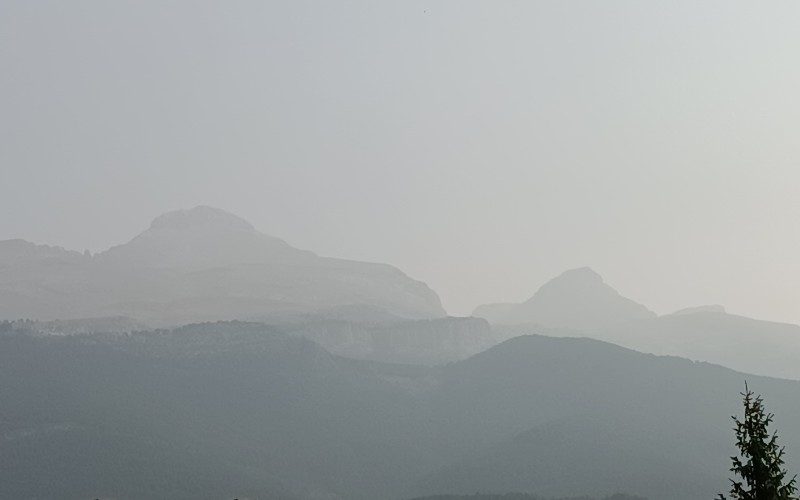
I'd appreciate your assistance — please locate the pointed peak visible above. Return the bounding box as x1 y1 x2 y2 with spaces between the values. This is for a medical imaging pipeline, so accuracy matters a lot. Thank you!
551 267 604 283
474 267 655 328
149 206 255 233
534 267 607 296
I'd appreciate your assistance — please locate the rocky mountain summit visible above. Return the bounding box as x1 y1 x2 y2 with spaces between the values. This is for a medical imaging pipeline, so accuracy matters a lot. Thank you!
473 267 655 329
0 206 445 326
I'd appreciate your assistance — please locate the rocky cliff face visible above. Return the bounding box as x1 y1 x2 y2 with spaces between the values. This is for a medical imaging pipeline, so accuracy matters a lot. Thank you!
276 316 496 365
0 206 445 325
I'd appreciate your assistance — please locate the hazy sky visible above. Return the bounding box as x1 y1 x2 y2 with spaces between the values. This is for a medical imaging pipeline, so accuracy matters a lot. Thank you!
2 1 800 321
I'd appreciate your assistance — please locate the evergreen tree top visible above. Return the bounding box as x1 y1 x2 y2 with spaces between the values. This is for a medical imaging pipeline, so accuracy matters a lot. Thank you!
718 383 798 500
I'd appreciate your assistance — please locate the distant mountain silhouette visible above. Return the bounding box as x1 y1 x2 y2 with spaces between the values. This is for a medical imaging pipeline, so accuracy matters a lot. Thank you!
96 205 307 268
474 269 800 380
0 206 445 325
592 309 800 380
473 268 655 329
494 306 800 380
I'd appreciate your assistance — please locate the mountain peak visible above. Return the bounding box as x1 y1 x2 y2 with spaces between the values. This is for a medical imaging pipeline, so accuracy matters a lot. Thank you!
96 205 295 269
473 267 655 329
4 206 445 322
149 206 255 233
524 267 609 306
546 267 604 285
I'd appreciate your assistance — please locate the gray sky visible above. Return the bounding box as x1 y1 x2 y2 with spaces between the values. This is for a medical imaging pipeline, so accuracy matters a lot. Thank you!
2 1 800 322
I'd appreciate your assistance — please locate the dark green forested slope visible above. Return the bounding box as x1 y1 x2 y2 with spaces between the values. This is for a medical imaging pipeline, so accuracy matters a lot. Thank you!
4 322 800 499
0 322 441 500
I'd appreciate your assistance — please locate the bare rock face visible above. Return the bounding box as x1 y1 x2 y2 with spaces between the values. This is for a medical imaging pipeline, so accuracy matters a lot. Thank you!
472 267 655 329
279 316 497 365
0 206 445 326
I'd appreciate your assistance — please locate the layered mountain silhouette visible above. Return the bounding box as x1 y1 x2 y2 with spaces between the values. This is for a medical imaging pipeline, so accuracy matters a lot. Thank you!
477 269 800 380
5 322 800 499
8 209 800 498
0 206 445 325
588 308 800 380
473 267 655 329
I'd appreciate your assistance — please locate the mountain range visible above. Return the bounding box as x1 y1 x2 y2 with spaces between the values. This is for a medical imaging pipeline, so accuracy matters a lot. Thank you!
5 208 800 378
5 206 800 499
477 267 800 380
0 206 444 326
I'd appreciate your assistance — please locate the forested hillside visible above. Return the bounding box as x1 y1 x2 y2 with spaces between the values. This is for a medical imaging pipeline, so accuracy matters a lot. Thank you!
4 322 800 499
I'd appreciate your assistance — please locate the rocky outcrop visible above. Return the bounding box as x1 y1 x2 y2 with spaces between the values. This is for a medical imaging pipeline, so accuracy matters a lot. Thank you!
277 316 496 365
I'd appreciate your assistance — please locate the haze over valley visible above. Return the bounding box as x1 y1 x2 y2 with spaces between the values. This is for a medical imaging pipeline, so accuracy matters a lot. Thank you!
4 2 800 499
4 205 800 499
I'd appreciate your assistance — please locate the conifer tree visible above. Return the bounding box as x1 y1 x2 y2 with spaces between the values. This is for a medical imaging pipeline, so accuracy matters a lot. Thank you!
718 383 798 500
